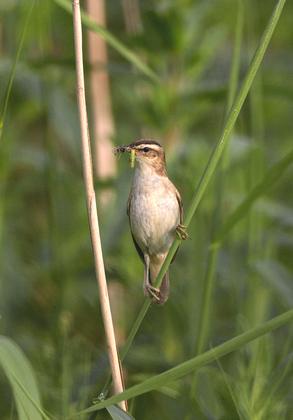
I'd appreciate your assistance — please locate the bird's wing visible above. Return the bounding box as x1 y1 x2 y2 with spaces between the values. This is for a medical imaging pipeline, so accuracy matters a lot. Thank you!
171 186 183 264
176 188 184 224
131 232 145 264
162 178 183 224
127 193 145 264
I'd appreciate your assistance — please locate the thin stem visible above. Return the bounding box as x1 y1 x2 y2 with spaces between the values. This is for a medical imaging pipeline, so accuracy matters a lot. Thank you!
4 366 52 420
81 309 293 413
191 0 245 373
0 0 35 301
71 0 127 411
52 0 160 83
99 0 287 398
183 0 287 230
0 1 35 139
196 248 218 356
151 0 287 320
213 148 293 247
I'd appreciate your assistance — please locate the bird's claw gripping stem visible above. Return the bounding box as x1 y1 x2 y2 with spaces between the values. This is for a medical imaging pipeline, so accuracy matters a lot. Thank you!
176 224 190 240
146 284 161 302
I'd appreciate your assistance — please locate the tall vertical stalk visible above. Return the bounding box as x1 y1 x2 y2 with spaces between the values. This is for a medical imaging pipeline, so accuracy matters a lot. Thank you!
0 2 35 276
71 0 127 411
99 0 287 402
195 0 245 359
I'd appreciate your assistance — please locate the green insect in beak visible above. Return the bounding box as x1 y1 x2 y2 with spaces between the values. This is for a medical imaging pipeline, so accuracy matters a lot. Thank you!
129 149 135 169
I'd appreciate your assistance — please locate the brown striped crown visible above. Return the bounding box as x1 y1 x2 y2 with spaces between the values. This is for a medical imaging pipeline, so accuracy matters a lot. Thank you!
128 139 162 149
128 139 167 177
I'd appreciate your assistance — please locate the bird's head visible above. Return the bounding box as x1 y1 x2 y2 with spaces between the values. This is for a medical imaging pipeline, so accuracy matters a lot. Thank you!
114 139 167 176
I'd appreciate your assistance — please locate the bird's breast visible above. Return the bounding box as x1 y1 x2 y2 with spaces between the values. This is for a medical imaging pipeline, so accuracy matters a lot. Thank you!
129 174 180 256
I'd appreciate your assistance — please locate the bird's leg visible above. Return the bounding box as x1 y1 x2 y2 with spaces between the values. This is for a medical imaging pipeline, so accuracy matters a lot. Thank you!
143 254 160 301
176 224 191 240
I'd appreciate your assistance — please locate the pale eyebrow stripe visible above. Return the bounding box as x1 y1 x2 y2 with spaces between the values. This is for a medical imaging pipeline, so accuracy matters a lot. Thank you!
137 144 162 152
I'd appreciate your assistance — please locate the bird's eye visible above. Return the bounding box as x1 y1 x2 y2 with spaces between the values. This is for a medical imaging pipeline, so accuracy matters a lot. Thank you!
143 147 149 152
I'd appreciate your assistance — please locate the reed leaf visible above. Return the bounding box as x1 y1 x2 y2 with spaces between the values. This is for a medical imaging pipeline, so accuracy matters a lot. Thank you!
75 309 293 414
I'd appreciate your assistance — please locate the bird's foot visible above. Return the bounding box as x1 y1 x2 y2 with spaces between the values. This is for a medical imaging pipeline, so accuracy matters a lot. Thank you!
146 284 161 302
176 224 190 240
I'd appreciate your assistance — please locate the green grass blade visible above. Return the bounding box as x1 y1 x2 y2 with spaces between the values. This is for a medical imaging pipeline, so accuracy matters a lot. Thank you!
99 297 153 396
5 368 54 420
0 336 50 420
225 0 245 115
190 0 245 367
51 0 160 83
212 149 293 247
153 0 287 292
75 309 293 414
195 247 218 357
0 1 35 141
107 404 136 420
221 0 244 170
98 0 287 397
183 0 287 229
213 356 245 420
122 0 287 354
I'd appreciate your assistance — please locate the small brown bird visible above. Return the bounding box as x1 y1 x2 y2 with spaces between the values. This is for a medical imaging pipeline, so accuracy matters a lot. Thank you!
115 139 187 305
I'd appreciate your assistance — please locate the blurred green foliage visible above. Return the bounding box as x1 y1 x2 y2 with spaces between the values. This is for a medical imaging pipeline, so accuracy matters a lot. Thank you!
0 0 292 419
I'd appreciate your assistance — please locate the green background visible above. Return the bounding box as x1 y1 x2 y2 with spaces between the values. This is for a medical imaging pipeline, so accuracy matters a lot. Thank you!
0 0 292 419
